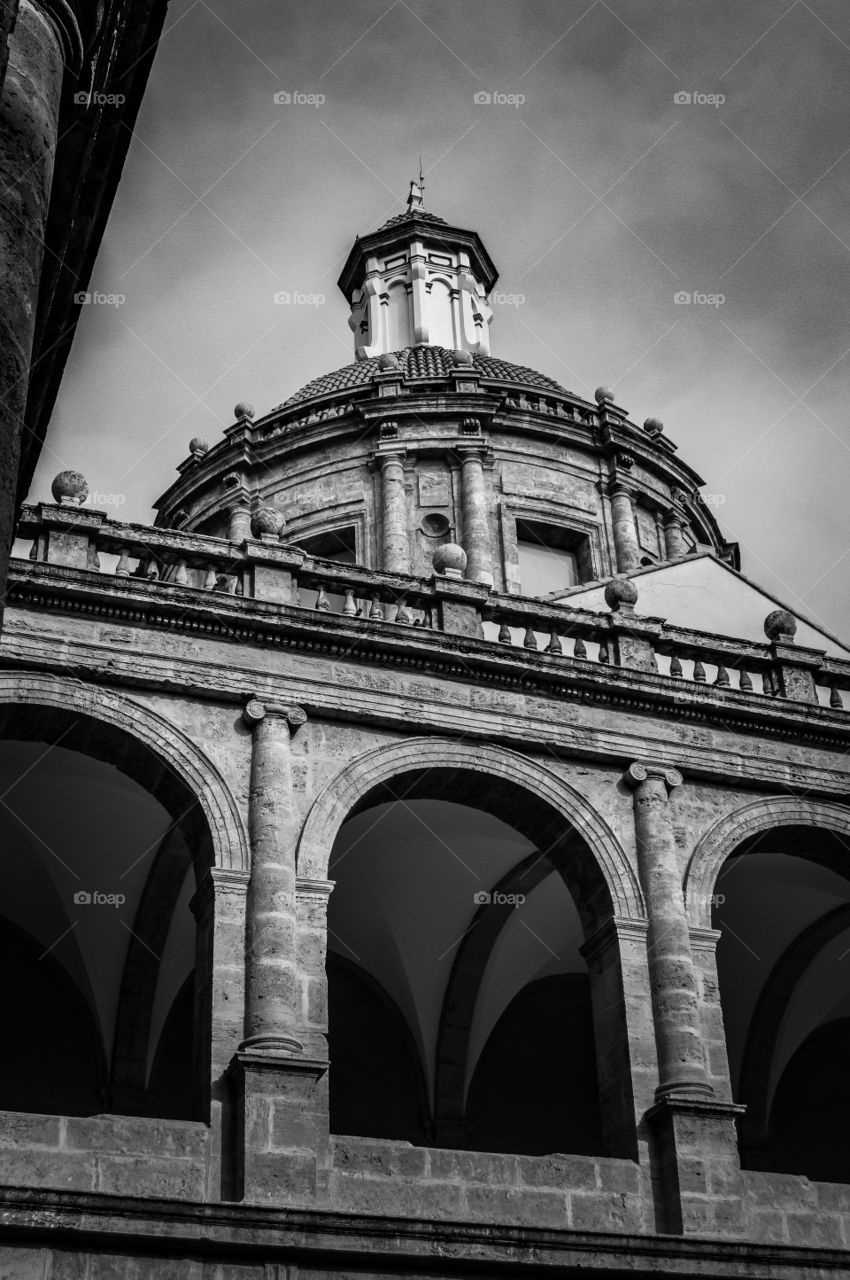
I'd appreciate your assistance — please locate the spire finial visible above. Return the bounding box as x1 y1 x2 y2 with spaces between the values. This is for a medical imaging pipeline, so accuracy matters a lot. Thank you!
407 159 425 212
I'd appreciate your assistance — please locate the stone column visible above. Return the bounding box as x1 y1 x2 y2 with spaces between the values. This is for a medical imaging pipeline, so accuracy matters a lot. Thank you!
663 506 688 561
459 446 494 586
241 698 307 1055
609 481 641 573
378 450 410 574
0 0 81 626
623 762 710 1099
229 504 252 544
624 763 745 1239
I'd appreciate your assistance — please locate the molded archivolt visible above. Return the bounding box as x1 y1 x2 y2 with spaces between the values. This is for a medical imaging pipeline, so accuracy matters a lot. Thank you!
296 737 643 920
685 796 850 928
0 671 249 874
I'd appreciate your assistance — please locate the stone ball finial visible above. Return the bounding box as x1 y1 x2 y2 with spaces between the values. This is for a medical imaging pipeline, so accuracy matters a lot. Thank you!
234 402 255 420
432 542 468 579
764 609 797 642
644 416 664 436
189 437 209 459
250 506 286 540
452 349 474 367
51 470 89 506
595 386 614 405
377 353 400 372
604 577 639 611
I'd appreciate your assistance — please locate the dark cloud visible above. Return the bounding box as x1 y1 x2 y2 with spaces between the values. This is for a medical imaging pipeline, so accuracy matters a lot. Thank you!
33 0 850 637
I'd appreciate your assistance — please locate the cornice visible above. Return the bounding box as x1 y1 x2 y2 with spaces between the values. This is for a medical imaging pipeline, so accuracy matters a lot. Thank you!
6 565 850 764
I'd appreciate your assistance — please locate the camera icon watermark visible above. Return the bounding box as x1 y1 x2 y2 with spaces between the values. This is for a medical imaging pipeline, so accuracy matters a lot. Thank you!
273 90 326 107
674 91 725 108
273 290 325 307
74 291 125 307
73 889 126 908
474 90 526 108
473 890 526 907
491 291 526 308
674 291 725 308
74 91 126 108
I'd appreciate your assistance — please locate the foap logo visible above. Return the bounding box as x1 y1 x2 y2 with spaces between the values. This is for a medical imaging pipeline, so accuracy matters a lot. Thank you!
491 291 526 308
473 891 526 908
695 893 726 909
273 90 326 107
73 890 126 909
87 491 126 509
273 290 325 307
74 90 126 107
674 90 725 108
474 90 526 108
74 290 125 307
674 291 725 308
702 492 727 508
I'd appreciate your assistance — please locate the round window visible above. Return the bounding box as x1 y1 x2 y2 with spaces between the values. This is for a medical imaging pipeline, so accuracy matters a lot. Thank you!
420 513 451 538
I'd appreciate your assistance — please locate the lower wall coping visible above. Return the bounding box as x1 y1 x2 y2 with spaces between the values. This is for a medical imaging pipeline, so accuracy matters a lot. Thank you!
0 1185 846 1276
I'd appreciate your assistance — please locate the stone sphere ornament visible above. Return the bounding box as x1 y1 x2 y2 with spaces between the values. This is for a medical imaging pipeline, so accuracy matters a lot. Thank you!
643 417 664 436
432 542 468 579
250 506 286 540
377 353 400 372
189 437 209 459
452 349 474 367
764 609 797 642
604 577 639 611
51 470 89 505
234 402 255 420
594 386 614 405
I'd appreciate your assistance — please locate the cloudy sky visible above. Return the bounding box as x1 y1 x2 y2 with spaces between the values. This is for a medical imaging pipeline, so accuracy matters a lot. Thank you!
31 0 850 638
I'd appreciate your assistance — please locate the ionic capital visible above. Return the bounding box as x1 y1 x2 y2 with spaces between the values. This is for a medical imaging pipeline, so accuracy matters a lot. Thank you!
623 761 683 792
242 699 307 732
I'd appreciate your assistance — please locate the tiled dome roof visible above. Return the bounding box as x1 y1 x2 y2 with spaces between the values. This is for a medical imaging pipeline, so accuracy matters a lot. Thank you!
277 346 569 410
377 208 449 231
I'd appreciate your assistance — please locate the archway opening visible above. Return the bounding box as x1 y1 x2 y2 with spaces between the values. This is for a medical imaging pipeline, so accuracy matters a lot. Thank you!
711 825 850 1183
0 705 212 1121
326 765 615 1157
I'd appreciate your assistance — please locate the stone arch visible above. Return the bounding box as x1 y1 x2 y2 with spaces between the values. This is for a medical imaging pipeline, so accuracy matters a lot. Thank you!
684 797 850 928
297 736 642 917
0 670 249 874
738 903 850 1164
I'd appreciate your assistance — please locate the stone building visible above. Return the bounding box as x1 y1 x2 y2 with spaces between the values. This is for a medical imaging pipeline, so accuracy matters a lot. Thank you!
2 187 850 1277
0 0 169 626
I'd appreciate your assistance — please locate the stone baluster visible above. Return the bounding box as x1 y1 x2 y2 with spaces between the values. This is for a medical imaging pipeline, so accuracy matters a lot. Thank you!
458 445 494 586
378 450 410 574
241 698 307 1055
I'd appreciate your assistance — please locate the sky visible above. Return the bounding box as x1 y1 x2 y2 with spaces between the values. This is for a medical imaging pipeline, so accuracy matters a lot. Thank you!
30 0 850 640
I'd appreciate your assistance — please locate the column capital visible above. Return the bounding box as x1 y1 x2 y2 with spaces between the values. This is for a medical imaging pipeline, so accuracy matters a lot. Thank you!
456 441 492 463
607 476 638 500
39 0 87 73
242 698 307 731
623 761 683 791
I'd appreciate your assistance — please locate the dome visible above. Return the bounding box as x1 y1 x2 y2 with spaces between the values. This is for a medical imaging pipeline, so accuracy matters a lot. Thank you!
276 346 571 412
